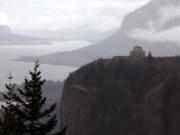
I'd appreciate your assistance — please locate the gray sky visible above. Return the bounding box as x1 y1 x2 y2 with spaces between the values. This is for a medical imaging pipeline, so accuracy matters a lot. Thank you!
130 3 180 43
0 0 151 32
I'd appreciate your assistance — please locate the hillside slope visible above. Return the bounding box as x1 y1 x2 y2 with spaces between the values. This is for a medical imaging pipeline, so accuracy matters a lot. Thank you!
0 25 51 45
17 0 180 66
61 56 180 135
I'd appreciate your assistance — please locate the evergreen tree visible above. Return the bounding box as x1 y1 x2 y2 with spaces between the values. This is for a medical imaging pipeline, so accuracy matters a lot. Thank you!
147 51 153 62
12 61 58 135
0 72 24 135
95 58 105 87
54 127 67 135
0 61 67 135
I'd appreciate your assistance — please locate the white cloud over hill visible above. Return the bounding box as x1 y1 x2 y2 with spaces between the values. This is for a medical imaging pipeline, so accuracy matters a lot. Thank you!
0 0 151 31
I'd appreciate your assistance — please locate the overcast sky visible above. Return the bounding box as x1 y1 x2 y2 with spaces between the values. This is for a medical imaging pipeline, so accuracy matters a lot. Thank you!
0 0 151 32
129 2 180 43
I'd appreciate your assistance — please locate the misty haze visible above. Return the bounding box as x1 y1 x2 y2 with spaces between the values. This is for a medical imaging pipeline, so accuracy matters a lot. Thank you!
0 0 180 135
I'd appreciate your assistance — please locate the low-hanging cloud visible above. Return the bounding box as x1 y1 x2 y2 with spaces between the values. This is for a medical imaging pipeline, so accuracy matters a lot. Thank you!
0 0 151 32
129 3 180 44
0 13 9 25
130 25 180 43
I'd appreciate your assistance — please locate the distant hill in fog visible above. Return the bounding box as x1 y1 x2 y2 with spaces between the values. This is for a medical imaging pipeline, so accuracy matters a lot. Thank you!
17 0 180 66
0 25 51 45
19 29 114 43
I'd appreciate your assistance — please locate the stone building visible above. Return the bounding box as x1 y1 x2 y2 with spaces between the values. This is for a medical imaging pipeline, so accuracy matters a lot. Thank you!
130 46 146 57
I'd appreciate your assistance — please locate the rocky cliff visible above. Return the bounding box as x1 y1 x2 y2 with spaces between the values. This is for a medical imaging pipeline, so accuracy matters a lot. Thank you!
61 56 180 135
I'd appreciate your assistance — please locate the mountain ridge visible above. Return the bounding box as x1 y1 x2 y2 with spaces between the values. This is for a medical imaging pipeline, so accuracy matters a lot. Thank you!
0 25 51 45
17 0 180 66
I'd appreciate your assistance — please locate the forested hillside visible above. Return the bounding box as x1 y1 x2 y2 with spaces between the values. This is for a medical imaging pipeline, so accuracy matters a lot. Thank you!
61 56 180 135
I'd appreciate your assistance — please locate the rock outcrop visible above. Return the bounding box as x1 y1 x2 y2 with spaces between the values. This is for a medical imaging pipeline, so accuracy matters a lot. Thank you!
61 56 180 135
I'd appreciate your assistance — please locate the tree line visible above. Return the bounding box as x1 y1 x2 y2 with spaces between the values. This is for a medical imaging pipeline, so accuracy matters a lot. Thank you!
0 61 67 135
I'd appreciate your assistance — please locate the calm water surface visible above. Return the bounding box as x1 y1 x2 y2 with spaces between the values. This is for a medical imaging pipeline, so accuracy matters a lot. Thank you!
0 41 90 90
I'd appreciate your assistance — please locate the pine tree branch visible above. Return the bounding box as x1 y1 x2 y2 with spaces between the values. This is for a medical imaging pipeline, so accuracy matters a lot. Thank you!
53 127 68 135
38 103 56 119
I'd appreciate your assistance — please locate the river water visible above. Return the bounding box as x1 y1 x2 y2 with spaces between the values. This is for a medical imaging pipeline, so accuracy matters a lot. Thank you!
0 41 90 91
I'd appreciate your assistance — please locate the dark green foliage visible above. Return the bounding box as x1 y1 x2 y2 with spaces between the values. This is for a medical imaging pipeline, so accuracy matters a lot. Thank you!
17 80 64 133
54 127 68 135
0 72 24 135
160 72 180 135
147 51 153 63
13 61 57 135
93 58 105 87
61 56 180 135
148 51 152 58
0 61 66 135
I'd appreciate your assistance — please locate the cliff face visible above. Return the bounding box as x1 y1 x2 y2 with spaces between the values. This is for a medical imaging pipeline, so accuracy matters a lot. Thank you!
61 57 180 135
